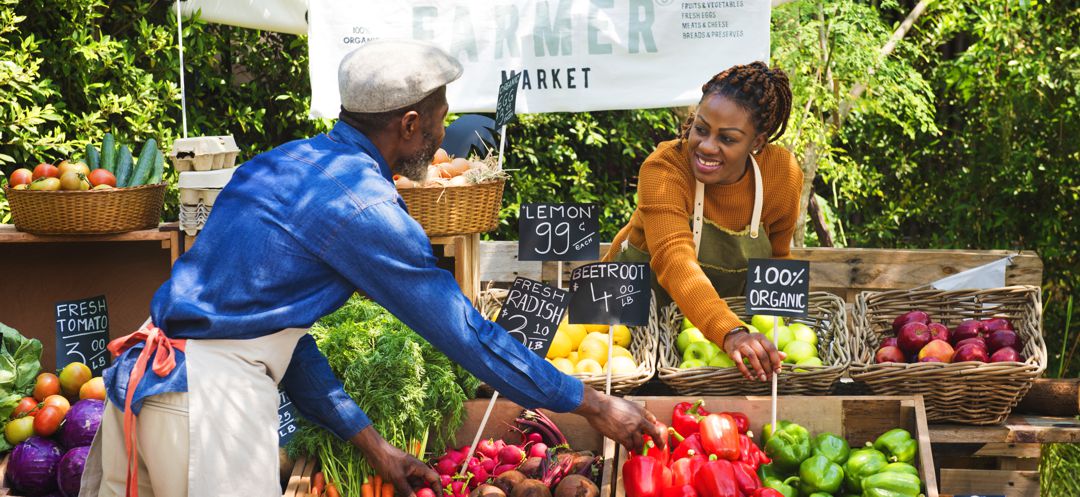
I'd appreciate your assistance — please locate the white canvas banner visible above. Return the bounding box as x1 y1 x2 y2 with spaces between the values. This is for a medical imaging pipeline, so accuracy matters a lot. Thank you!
308 0 770 117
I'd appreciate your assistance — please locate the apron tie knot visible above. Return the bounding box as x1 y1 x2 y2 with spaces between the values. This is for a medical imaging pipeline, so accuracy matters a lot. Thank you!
107 323 187 497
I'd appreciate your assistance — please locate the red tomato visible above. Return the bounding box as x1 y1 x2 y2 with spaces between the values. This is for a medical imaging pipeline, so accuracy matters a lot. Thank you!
79 377 106 401
8 168 33 186
42 395 70 417
32 405 64 437
32 163 59 180
10 397 38 419
33 373 61 402
87 169 117 187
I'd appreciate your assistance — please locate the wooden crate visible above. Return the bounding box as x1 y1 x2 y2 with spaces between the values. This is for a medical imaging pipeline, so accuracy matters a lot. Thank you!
283 398 617 497
612 396 939 497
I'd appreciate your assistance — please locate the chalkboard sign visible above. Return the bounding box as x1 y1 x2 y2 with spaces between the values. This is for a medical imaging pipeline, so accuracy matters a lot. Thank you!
518 203 600 262
495 277 569 357
495 72 522 128
745 259 810 318
54 295 110 376
278 390 299 446
568 263 652 326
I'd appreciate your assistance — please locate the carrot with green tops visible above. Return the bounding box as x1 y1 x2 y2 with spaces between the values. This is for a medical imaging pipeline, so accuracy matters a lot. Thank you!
374 474 383 494
360 480 374 497
382 482 395 497
327 482 341 497
312 472 325 496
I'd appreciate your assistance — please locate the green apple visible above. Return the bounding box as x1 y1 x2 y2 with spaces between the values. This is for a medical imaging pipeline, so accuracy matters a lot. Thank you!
790 322 817 346
680 359 707 369
708 351 736 367
764 325 795 351
782 340 817 364
681 317 695 331
676 327 708 353
751 314 785 334
793 356 823 372
683 341 720 363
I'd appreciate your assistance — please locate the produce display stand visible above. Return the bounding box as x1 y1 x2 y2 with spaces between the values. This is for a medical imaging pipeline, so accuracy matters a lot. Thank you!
612 396 938 497
0 223 180 372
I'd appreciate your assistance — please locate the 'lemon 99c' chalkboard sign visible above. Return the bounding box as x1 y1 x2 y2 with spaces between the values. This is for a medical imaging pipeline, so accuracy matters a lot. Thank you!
54 295 110 376
518 203 600 261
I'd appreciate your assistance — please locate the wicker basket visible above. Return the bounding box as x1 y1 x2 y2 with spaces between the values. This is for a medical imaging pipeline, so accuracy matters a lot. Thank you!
478 288 659 395
4 184 166 235
657 292 851 395
850 285 1047 425
399 179 504 236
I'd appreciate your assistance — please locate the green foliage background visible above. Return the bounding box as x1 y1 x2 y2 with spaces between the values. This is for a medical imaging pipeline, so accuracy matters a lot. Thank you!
0 0 1076 377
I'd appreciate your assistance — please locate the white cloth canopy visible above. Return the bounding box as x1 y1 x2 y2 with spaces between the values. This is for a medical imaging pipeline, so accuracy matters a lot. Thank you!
181 0 308 35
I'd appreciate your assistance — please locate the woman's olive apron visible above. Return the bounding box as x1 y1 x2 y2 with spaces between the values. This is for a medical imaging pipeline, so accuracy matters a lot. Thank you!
615 155 773 308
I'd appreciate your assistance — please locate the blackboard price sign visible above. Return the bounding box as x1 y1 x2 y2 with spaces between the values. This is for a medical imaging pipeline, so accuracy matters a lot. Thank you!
495 277 569 357
568 263 651 326
518 203 600 262
54 295 110 376
745 259 810 318
277 390 299 446
495 72 522 128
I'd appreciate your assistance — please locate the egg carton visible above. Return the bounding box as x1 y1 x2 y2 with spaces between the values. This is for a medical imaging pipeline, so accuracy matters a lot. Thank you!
178 168 236 206
179 203 212 237
170 135 240 171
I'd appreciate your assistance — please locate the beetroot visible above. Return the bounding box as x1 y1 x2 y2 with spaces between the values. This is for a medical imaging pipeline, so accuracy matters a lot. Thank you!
553 475 598 497
470 484 508 497
518 457 543 479
493 470 527 495
509 479 552 497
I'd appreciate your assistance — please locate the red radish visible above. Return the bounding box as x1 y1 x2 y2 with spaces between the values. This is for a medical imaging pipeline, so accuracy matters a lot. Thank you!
987 329 1021 352
436 457 460 475
897 322 932 355
982 317 1014 333
441 475 453 488
478 439 499 459
991 347 1023 362
951 320 986 344
470 465 491 486
494 440 507 453
493 464 518 476
498 445 525 466
526 432 544 445
892 310 930 334
418 489 437 497
451 481 466 496
928 323 950 342
881 337 899 348
528 443 548 459
481 458 497 472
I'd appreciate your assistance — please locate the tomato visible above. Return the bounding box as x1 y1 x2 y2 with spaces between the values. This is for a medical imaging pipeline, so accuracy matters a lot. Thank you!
33 373 61 402
4 416 34 445
32 163 59 180
59 362 92 397
28 177 61 191
80 376 106 401
8 168 33 187
57 161 90 178
87 168 117 187
10 397 38 419
43 395 70 417
32 405 64 437
59 171 90 191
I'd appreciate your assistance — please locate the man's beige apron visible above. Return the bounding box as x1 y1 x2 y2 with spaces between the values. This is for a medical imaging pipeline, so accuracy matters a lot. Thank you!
615 155 773 307
80 327 308 497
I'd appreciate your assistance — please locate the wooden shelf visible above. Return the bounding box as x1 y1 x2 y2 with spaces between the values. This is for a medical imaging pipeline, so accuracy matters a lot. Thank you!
0 223 178 243
930 415 1080 444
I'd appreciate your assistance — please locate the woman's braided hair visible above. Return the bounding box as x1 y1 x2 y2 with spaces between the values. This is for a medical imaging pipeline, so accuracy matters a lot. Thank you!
680 61 793 144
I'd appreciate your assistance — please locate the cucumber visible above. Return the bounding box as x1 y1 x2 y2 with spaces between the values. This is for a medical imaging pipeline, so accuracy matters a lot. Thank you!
149 150 164 185
115 144 134 187
130 138 157 187
85 143 100 170
101 133 116 174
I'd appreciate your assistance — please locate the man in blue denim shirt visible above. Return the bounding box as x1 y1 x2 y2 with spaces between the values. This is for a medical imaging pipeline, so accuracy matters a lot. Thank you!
84 40 662 497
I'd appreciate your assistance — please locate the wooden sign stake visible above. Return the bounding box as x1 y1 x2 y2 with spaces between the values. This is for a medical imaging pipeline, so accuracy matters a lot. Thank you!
460 391 500 476
771 319 779 435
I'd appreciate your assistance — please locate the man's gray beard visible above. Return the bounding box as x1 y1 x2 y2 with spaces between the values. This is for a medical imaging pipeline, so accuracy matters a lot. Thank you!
394 131 438 182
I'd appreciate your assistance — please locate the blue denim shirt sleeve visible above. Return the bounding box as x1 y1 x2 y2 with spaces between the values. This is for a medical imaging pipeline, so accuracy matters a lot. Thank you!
280 334 372 440
320 199 585 413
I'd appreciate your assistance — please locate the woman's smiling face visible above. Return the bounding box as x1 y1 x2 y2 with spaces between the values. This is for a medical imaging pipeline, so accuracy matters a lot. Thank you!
687 94 766 185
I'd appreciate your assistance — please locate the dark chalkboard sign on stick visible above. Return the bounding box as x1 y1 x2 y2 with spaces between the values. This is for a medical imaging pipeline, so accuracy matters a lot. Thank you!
494 72 521 171
54 295 110 376
568 263 652 327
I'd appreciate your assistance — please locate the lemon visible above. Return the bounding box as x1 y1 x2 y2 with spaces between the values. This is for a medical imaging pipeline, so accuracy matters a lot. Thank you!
575 358 603 374
568 351 579 363
562 324 588 350
546 331 572 359
611 345 634 360
578 336 610 367
610 325 632 348
583 331 608 345
582 324 610 333
551 358 575 375
605 356 638 375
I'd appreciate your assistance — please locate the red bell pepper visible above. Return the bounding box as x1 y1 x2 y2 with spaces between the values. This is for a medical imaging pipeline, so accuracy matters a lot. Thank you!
721 412 751 435
750 489 784 497
699 414 739 461
670 430 705 461
738 434 755 465
645 421 671 466
731 461 761 495
751 442 771 467
670 454 706 487
672 400 709 437
661 484 698 497
624 443 667 497
692 457 738 497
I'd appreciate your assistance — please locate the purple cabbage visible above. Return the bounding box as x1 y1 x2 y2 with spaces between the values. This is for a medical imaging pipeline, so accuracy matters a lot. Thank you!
6 436 63 495
58 399 104 449
57 446 91 497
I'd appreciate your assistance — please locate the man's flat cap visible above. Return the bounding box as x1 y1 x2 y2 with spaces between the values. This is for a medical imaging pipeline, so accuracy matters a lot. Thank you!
338 39 463 113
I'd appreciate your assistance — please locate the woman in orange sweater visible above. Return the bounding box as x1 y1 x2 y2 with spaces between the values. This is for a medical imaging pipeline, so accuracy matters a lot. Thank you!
605 62 801 382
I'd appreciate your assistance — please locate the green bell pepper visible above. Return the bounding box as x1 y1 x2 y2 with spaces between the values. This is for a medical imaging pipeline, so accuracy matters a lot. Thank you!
762 420 808 442
811 432 850 465
843 446 888 491
873 428 917 463
881 462 919 477
797 454 844 495
764 423 812 471
861 471 922 497
761 476 798 497
807 493 831 497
